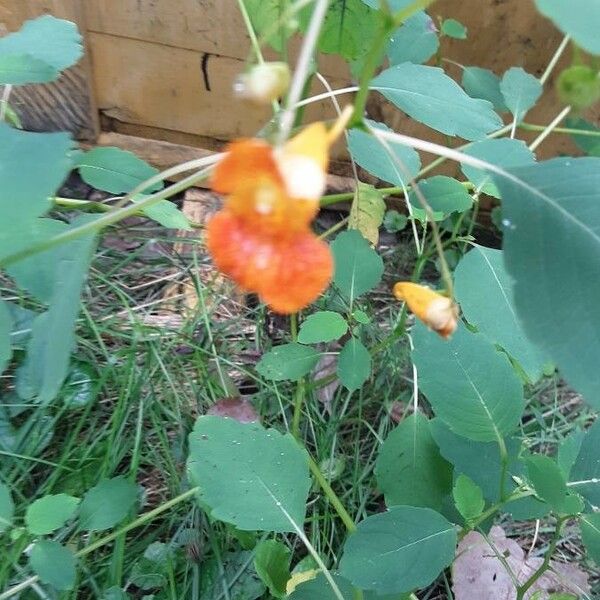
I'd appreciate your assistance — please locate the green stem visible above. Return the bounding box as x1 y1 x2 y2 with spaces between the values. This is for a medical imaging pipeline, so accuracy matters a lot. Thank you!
497 436 510 502
291 381 305 439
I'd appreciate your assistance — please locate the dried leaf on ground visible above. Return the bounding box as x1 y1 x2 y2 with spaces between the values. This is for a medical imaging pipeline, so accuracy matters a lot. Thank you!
206 397 259 423
312 353 340 412
453 526 590 599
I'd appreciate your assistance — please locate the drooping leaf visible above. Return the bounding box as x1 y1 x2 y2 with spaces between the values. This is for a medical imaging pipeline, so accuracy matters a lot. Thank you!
337 337 371 391
349 183 386 246
454 245 549 382
297 311 348 344
535 0 600 55
29 540 76 591
580 513 600 564
412 323 525 442
387 11 439 65
257 343 320 381
557 429 585 478
441 18 467 39
0 53 57 85
500 67 542 123
348 120 421 186
133 198 192 230
569 420 600 506
453 475 485 522
0 482 14 533
187 416 310 533
76 147 162 194
79 476 139 531
254 540 291 598
0 123 74 226
461 66 507 112
339 506 457 595
0 300 12 376
331 230 384 303
376 412 453 510
492 158 600 407
371 64 502 140
408 176 473 222
525 454 568 512
460 138 535 198
25 493 80 535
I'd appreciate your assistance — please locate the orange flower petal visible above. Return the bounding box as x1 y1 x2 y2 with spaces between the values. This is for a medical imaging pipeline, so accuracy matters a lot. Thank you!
393 282 459 339
212 139 283 195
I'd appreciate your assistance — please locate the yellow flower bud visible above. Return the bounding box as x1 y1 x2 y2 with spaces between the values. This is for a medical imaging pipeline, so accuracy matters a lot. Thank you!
234 62 291 105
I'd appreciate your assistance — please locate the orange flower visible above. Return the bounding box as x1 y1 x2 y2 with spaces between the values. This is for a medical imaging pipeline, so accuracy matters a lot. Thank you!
393 282 459 339
207 111 350 314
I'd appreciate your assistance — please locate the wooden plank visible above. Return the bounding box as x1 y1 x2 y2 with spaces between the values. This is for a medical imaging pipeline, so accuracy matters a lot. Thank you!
0 0 99 140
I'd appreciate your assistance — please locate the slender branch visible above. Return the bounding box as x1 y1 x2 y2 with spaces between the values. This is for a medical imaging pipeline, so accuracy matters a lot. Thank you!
541 35 571 85
529 105 572 152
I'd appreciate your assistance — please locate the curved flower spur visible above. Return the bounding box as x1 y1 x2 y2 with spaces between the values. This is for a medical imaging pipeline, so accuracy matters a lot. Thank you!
206 107 352 314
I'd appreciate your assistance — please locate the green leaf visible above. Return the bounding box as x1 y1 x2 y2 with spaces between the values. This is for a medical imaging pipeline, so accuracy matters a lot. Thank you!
580 513 600 564
256 343 320 381
331 230 384 303
254 540 291 598
412 323 525 442
453 474 485 521
500 67 542 123
408 176 473 222
102 587 130 600
535 0 600 55
348 120 421 186
16 225 95 403
63 362 97 410
383 210 408 233
0 15 82 73
569 420 600 506
462 66 508 112
0 300 12 377
0 123 74 225
349 183 386 246
79 476 139 531
371 64 502 141
566 117 600 156
187 416 310 532
298 311 348 344
243 0 291 52
376 412 453 510
460 138 535 198
0 53 58 84
525 454 568 512
557 65 600 110
339 506 456 595
454 246 549 382
387 11 439 65
337 337 371 391
201 550 266 600
25 493 80 535
130 542 170 590
29 540 76 591
441 18 467 39
0 482 14 533
76 147 162 194
134 198 192 230
492 158 600 407
557 429 585 478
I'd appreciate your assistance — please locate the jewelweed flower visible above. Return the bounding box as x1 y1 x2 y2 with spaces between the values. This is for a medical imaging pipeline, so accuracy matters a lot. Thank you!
393 281 459 339
206 109 350 314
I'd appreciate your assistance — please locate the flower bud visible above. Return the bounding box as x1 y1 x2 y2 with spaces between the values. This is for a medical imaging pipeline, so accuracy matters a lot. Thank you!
234 62 291 105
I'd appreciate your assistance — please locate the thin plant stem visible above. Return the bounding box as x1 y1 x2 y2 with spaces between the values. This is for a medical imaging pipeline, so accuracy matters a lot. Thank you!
0 84 13 121
529 105 572 152
541 35 571 85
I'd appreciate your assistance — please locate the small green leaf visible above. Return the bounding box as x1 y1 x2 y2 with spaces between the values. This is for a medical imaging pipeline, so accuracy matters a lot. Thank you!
331 230 384 303
349 183 386 246
580 513 600 564
0 300 12 377
371 64 503 141
0 482 14 533
79 476 139 531
243 0 293 52
408 176 473 222
76 147 162 194
526 454 568 512
453 475 485 522
387 11 439 65
187 416 310 533
441 18 467 39
383 210 408 233
254 539 291 598
348 120 421 186
339 506 457 595
376 413 453 510
63 362 97 410
25 494 80 535
569 420 600 506
298 311 348 344
412 323 525 442
102 587 130 600
130 542 170 590
500 67 542 123
257 343 320 381
566 117 600 156
133 198 192 230
557 65 600 110
0 53 57 85
352 309 371 324
557 429 585 478
29 540 76 591
201 550 266 599
337 337 371 391
462 66 507 112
